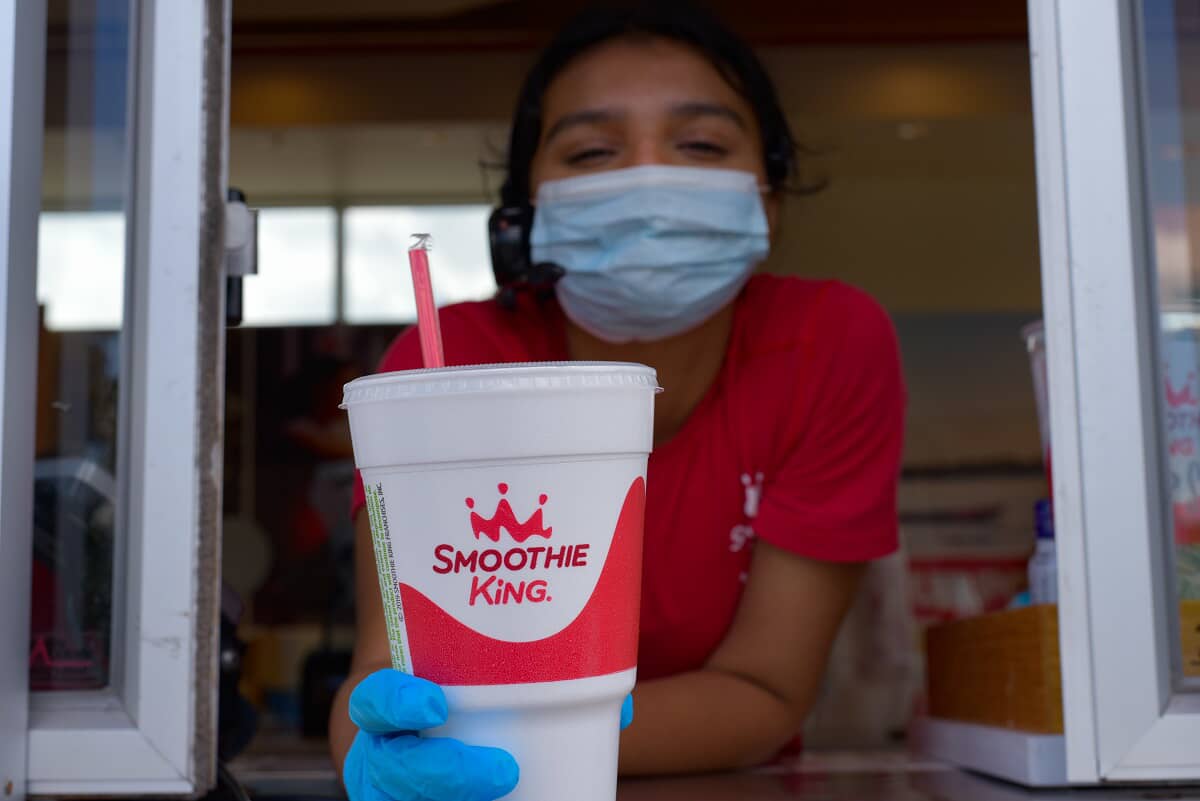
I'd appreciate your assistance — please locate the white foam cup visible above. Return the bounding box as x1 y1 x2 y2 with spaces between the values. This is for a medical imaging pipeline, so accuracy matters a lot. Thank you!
341 362 658 801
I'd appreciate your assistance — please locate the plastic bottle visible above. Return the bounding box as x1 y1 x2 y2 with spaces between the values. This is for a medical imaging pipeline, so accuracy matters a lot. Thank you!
1028 499 1057 605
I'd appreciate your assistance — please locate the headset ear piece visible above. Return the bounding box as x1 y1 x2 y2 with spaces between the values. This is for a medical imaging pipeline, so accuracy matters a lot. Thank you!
489 204 563 296
489 203 533 288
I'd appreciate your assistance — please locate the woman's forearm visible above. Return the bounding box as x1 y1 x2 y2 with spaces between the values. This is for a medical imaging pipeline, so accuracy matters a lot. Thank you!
617 668 800 776
334 663 798 779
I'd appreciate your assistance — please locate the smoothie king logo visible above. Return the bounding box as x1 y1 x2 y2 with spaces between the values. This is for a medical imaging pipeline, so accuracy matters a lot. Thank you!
431 483 590 607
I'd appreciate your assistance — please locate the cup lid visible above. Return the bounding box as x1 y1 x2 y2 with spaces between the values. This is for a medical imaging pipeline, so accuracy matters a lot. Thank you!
341 361 660 408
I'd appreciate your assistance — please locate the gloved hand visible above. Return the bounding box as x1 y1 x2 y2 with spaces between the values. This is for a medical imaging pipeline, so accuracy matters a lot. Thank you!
343 670 519 801
343 669 635 801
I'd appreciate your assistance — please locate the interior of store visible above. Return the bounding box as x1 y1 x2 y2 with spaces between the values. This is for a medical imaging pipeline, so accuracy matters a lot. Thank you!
33 0 1049 766
221 0 1046 757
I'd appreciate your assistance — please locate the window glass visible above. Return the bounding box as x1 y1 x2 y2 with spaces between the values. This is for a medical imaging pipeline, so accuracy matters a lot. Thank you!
1138 0 1200 686
37 212 124 331
31 0 132 691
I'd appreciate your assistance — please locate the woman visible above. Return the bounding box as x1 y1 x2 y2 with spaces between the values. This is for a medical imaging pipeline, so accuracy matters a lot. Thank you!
331 4 905 799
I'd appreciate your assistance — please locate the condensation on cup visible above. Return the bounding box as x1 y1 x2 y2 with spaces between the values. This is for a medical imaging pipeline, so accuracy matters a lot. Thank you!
341 362 659 801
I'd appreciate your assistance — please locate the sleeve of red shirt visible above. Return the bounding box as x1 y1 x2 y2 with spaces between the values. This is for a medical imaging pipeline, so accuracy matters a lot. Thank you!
348 328 424 521
752 286 906 563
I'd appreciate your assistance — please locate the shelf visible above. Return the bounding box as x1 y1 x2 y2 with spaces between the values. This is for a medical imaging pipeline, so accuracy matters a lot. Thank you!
911 717 1067 787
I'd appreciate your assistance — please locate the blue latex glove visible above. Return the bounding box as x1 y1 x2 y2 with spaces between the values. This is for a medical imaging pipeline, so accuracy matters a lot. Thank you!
621 693 634 729
343 669 635 801
343 670 519 801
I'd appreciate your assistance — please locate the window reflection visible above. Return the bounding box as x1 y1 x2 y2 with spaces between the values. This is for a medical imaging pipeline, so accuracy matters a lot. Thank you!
1138 0 1200 684
33 0 131 692
37 212 124 331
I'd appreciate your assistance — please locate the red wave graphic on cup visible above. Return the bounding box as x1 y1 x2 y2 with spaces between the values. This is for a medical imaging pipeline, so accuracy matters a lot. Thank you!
466 483 553 543
402 477 645 685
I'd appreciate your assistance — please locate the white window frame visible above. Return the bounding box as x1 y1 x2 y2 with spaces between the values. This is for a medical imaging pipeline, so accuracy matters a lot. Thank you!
0 1 47 798
0 0 231 796
1029 0 1200 783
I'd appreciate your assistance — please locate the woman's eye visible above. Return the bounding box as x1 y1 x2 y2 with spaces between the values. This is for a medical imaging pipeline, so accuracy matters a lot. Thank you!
565 147 616 166
679 141 728 158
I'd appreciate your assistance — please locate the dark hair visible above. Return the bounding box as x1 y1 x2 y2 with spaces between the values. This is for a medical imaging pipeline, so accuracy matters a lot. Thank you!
498 1 807 208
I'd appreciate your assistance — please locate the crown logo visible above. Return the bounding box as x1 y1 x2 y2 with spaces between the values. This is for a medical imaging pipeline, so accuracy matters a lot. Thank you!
1166 372 1199 408
465 483 553 543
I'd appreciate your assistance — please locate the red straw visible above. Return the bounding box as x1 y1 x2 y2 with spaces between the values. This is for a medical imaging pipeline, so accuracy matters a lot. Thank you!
408 233 445 368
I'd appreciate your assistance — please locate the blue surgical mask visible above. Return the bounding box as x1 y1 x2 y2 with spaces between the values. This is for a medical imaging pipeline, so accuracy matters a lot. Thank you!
530 165 770 344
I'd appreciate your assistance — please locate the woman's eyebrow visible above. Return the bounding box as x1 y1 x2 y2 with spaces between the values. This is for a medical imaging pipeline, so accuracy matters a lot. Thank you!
543 108 625 145
542 101 746 145
670 101 747 130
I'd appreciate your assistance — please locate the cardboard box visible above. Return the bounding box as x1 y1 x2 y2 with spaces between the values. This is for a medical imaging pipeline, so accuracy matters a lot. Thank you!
1184 600 1200 679
925 605 1063 734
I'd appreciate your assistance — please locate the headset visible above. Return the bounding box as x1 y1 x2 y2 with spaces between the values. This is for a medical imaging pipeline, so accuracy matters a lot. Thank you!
488 202 563 307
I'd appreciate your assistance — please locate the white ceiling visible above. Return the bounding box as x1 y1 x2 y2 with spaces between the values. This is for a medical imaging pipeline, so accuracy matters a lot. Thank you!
221 115 1036 202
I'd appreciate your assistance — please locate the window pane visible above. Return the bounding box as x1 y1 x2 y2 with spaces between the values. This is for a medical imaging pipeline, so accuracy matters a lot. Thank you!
37 212 124 330
344 205 495 323
32 0 132 692
243 207 337 326
1138 0 1200 688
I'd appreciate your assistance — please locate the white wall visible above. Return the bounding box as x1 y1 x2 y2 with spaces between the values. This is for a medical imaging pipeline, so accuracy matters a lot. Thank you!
222 42 1040 312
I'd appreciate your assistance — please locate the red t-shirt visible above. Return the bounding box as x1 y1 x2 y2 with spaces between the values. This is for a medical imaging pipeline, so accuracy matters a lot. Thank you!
351 274 905 680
